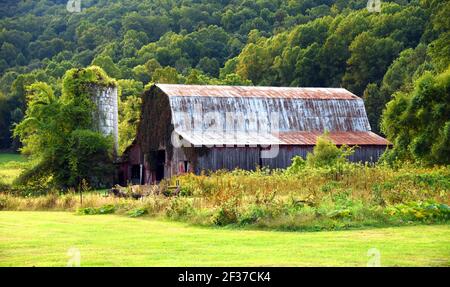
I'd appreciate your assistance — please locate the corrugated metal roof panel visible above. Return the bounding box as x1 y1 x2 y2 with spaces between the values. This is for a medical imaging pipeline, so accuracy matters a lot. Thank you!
176 131 282 146
149 84 390 147
278 131 391 146
168 96 372 132
157 84 359 99
175 131 390 146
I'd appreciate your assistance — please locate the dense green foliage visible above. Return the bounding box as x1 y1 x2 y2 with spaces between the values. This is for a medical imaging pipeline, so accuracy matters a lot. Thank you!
13 67 115 190
381 67 450 164
0 0 449 165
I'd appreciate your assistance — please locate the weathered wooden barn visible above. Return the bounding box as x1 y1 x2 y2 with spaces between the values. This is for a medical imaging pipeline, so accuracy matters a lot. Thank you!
117 84 390 185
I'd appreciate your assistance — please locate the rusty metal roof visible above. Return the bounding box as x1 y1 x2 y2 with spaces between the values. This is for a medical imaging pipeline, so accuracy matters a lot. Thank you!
150 84 390 147
176 131 282 146
278 131 391 146
175 131 390 146
156 84 359 99
167 95 372 132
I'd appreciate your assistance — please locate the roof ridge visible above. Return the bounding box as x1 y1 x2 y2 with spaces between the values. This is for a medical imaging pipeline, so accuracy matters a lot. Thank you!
155 84 360 100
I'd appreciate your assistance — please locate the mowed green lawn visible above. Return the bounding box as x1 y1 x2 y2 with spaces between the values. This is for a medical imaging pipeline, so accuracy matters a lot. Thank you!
0 211 448 266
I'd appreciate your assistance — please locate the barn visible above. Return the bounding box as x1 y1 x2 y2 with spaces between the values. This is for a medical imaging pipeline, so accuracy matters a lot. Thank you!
117 84 390 185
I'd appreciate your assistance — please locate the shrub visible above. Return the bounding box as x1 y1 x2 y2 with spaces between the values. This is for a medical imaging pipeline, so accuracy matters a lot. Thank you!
77 204 116 215
285 156 306 174
211 198 239 226
179 186 194 197
127 207 148 217
327 208 352 219
239 205 268 225
386 201 450 221
77 207 97 215
97 204 115 214
166 198 194 219
320 181 341 193
306 133 354 168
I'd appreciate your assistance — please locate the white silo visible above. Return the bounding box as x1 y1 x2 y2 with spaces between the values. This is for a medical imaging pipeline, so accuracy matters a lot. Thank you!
91 85 119 156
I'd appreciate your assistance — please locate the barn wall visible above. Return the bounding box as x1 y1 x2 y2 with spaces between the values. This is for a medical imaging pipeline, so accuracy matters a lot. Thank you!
262 145 388 169
348 146 388 163
194 145 388 173
196 147 260 173
261 146 313 169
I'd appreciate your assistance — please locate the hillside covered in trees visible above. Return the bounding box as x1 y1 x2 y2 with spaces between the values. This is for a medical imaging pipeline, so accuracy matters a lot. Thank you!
0 0 448 165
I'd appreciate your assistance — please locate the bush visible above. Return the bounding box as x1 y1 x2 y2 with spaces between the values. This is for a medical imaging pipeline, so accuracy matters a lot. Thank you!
306 133 354 168
77 204 116 215
320 181 341 193
127 207 148 217
386 201 450 222
77 207 97 215
285 156 306 174
97 204 115 214
166 198 194 219
211 198 239 226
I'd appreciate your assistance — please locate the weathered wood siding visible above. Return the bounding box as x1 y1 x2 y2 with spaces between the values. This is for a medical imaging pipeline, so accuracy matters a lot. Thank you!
195 145 388 173
347 146 388 163
261 146 313 169
196 147 260 173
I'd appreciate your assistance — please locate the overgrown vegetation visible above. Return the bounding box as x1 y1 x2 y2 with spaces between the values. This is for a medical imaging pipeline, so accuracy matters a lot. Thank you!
1 136 448 231
1 162 448 231
12 67 115 190
381 67 450 165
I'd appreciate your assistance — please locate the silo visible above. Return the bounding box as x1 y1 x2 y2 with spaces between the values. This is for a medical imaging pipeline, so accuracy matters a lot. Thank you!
90 85 119 156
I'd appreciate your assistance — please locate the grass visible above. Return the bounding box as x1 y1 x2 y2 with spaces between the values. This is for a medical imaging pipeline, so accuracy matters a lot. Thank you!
0 153 25 164
0 153 28 185
0 211 448 267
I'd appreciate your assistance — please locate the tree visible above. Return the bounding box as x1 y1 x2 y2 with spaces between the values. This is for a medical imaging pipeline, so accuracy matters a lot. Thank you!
196 57 220 77
0 42 18 66
13 67 116 190
152 67 183 84
363 83 385 134
117 79 143 100
381 67 450 164
343 32 403 95
92 56 121 79
0 92 11 149
236 43 272 84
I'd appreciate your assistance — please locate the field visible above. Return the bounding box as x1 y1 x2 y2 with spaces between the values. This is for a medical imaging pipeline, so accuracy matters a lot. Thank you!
0 211 449 267
0 153 27 185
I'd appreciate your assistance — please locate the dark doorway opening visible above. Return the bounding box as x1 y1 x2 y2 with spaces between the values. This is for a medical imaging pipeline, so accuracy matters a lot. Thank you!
155 150 165 181
131 164 141 184
118 170 125 186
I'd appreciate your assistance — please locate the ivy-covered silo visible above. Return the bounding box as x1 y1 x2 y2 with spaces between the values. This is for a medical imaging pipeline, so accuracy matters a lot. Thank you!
61 66 119 156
